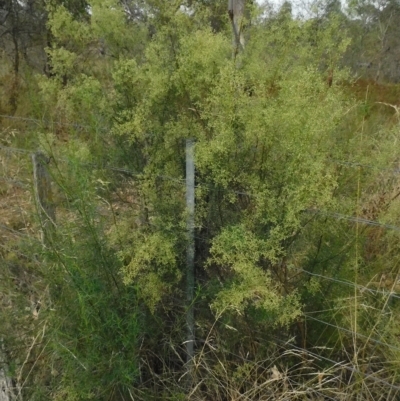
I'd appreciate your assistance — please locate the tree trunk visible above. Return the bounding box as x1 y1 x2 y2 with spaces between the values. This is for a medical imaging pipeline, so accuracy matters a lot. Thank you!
8 2 20 115
228 0 246 57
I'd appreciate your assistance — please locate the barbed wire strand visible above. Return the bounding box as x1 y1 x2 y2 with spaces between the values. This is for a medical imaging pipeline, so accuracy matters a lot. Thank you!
3 114 400 173
333 158 400 173
273 336 400 392
0 114 103 132
2 113 400 171
304 314 400 353
1 141 400 188
293 268 400 300
308 210 400 232
2 155 400 257
0 144 186 184
3 144 400 234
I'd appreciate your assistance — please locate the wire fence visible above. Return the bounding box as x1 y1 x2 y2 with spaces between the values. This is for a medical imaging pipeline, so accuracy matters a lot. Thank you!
273 336 400 393
2 116 400 394
2 142 400 232
0 114 107 132
294 268 400 300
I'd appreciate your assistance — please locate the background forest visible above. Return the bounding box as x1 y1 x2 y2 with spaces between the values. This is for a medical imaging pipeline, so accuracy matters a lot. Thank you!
2 0 400 400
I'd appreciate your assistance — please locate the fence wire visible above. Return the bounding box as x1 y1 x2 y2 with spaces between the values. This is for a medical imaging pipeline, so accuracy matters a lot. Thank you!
1 133 400 394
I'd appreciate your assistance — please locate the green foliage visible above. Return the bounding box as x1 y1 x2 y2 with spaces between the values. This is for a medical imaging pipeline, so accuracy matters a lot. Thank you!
5 1 400 400
35 155 141 401
209 224 301 323
119 229 182 311
41 0 353 331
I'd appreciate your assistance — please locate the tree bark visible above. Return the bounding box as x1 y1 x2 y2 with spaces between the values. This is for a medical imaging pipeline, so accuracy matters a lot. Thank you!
32 151 56 246
228 0 246 56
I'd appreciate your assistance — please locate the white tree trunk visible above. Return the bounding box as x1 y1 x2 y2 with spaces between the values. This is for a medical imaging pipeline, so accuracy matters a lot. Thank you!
228 0 246 54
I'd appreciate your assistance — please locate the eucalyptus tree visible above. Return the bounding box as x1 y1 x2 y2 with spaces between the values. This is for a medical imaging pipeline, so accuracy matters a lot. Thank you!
345 0 400 81
0 0 47 112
